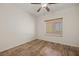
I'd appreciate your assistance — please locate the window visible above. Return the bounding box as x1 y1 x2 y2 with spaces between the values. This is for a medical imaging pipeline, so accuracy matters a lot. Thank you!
45 18 63 37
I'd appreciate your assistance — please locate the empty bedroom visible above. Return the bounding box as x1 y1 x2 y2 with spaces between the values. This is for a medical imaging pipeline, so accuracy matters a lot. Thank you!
0 3 79 56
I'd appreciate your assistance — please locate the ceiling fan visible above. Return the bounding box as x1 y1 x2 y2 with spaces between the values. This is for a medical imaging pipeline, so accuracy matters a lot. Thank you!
31 3 56 12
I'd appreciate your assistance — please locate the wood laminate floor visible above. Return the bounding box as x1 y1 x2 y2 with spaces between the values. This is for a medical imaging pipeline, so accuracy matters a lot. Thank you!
0 39 79 56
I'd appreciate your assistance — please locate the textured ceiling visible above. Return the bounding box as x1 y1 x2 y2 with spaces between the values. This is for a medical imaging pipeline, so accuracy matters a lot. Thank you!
0 3 79 17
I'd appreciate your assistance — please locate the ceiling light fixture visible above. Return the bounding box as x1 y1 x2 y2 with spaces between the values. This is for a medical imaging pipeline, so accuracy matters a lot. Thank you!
41 3 48 8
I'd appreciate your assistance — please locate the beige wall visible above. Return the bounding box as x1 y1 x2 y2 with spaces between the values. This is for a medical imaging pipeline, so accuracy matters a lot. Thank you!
0 5 36 51
37 5 79 47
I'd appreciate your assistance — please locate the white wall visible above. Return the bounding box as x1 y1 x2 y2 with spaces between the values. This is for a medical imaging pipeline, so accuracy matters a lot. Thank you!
37 5 79 47
0 5 36 51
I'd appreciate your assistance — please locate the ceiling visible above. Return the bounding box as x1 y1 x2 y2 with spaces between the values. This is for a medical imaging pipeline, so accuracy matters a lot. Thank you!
0 3 79 17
